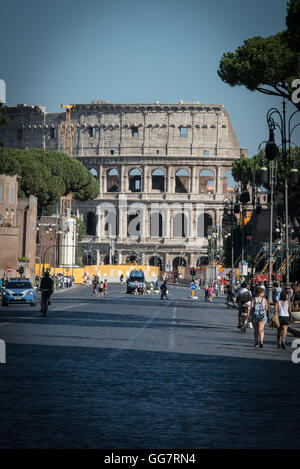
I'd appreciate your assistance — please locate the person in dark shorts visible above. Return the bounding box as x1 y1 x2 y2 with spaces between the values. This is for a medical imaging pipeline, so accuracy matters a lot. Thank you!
98 281 104 297
275 291 292 349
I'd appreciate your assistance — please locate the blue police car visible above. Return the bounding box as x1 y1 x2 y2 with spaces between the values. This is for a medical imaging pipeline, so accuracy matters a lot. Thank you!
2 279 36 307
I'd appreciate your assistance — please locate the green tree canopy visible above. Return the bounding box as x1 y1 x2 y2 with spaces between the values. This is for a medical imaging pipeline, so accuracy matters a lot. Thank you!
218 0 300 109
0 147 99 211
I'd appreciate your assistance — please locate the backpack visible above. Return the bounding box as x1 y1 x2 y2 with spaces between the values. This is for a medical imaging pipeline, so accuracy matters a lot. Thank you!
252 298 266 320
239 290 252 305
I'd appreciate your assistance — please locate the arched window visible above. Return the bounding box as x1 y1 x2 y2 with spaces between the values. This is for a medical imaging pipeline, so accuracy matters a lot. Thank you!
107 168 119 192
150 212 163 237
149 256 163 270
129 168 142 192
103 255 116 265
127 211 141 237
197 213 212 237
82 250 96 265
86 212 96 236
89 168 98 179
196 256 208 267
223 169 235 194
104 209 118 237
199 170 215 193
152 169 165 192
172 257 187 270
175 169 190 193
174 212 187 237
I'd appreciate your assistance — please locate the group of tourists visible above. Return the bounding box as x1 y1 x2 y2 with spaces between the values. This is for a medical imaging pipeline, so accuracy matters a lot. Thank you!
92 275 108 297
34 273 74 289
235 280 293 349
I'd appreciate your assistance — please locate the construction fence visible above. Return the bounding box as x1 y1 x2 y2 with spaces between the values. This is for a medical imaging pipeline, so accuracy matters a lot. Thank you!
35 264 159 284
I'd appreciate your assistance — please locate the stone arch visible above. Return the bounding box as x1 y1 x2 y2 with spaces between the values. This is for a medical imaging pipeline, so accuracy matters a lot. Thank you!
223 169 235 194
150 212 163 237
149 256 163 270
89 168 98 178
82 251 96 266
103 254 117 265
199 169 215 193
107 168 119 192
129 168 142 192
172 256 187 269
196 255 208 267
151 168 165 192
174 212 188 237
104 208 119 237
127 211 141 237
175 168 190 193
197 213 212 237
86 211 96 236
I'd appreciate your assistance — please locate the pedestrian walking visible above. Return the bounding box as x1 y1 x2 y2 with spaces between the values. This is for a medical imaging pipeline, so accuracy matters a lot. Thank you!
104 279 108 296
160 280 168 300
275 291 292 349
208 285 214 302
250 286 268 348
204 284 209 302
98 281 104 297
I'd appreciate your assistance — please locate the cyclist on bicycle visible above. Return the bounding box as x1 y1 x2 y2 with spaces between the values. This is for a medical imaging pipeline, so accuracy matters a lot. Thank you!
40 271 54 313
237 281 252 328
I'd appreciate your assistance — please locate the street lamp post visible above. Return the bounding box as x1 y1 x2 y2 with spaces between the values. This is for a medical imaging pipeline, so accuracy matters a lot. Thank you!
223 198 236 287
265 100 299 289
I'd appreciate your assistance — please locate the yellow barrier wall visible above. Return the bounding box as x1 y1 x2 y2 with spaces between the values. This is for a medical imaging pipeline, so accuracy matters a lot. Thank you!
35 264 159 284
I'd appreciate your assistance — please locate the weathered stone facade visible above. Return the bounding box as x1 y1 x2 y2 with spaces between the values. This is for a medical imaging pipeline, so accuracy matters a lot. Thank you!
0 174 37 279
0 101 248 269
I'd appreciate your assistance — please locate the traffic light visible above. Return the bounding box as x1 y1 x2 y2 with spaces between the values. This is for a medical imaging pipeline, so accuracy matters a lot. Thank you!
190 267 196 277
17 266 24 277
246 236 252 244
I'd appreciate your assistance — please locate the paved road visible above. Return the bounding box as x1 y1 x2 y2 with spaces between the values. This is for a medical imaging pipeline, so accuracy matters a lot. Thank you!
0 284 299 449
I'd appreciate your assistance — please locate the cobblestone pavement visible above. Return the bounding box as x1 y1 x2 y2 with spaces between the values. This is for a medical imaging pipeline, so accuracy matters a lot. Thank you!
0 284 299 449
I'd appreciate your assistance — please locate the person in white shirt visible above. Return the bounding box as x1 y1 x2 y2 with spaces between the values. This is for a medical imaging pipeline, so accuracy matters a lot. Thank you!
275 290 291 349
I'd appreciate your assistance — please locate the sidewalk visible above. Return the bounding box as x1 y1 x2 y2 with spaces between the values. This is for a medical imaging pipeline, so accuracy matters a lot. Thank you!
288 322 300 338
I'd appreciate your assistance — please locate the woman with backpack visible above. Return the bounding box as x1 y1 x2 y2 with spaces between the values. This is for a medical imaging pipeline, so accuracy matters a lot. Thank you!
275 291 291 349
250 286 268 348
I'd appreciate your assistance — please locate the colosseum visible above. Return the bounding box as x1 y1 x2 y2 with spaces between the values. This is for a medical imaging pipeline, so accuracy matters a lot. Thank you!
1 100 248 269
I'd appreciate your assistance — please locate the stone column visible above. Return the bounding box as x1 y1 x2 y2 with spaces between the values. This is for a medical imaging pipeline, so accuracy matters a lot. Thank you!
96 207 102 240
216 166 222 194
118 195 127 240
119 164 124 193
96 249 100 265
191 166 197 194
99 165 103 195
164 206 170 238
169 210 174 238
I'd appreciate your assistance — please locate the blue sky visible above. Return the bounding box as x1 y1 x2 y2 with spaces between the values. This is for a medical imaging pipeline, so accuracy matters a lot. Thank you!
1 0 299 157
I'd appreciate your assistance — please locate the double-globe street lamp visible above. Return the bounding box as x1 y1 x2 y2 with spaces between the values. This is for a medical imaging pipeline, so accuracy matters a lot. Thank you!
229 178 262 280
263 100 299 294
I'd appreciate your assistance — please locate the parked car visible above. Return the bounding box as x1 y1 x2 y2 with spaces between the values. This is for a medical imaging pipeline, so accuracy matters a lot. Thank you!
126 270 145 294
2 279 36 306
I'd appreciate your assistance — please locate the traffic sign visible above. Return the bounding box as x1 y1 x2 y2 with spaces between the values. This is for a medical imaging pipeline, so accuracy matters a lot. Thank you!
7 267 12 272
